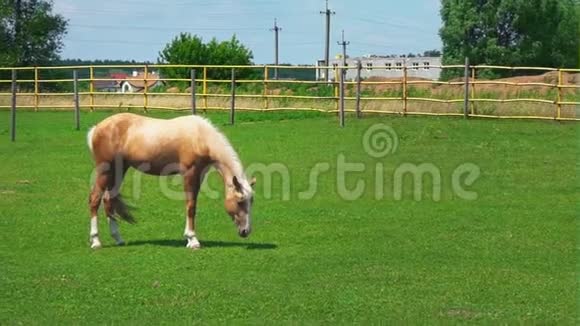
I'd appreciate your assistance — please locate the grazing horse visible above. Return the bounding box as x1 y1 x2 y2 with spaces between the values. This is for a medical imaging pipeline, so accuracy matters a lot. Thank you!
86 113 255 250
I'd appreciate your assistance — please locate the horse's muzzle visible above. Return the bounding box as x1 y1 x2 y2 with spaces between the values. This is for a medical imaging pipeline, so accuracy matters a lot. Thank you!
239 228 251 238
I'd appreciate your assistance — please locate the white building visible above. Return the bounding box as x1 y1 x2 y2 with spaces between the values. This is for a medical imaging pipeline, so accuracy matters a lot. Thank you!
316 55 442 81
119 70 163 93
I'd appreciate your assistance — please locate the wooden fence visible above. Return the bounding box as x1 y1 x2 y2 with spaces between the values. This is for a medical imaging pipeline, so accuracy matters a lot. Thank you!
0 61 578 129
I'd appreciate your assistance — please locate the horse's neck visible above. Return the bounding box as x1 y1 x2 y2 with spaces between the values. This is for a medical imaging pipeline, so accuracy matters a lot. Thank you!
209 135 244 186
214 160 243 186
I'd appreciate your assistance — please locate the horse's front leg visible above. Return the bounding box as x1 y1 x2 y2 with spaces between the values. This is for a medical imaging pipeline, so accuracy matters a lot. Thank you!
183 167 202 249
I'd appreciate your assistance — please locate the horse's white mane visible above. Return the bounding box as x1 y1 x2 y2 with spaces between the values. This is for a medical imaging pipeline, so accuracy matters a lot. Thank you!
191 116 245 181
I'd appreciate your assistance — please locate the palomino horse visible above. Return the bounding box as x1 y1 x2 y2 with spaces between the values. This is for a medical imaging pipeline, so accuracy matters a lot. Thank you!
86 113 255 249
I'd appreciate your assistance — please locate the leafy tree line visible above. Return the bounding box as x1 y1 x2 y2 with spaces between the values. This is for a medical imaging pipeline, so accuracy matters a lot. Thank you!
0 0 67 67
371 50 442 58
55 58 150 66
2 0 578 90
54 59 152 79
0 0 66 87
440 0 579 79
157 32 256 83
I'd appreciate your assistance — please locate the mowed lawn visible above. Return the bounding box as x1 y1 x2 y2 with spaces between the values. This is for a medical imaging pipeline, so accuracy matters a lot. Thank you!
0 110 577 324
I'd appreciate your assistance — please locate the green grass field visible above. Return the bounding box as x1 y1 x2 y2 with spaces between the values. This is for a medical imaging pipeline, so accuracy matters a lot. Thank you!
0 110 577 324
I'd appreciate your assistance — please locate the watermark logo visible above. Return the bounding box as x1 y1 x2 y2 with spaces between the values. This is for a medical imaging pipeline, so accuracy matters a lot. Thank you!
88 124 481 203
363 123 399 158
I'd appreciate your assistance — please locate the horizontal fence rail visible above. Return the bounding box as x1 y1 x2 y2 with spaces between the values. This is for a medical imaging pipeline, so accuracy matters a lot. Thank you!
0 63 578 121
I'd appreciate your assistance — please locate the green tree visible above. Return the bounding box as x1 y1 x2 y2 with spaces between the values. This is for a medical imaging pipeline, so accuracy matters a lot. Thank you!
0 0 68 67
439 0 579 79
158 33 207 83
158 32 255 83
205 35 255 80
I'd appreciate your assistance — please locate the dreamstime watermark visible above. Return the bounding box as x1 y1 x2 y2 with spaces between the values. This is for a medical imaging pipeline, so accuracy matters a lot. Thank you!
88 124 481 202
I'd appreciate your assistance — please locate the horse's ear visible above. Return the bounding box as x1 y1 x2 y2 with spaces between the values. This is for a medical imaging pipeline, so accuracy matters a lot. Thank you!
232 176 243 191
250 177 256 187
232 176 246 201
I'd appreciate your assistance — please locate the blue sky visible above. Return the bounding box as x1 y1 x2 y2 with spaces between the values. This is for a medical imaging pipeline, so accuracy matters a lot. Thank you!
53 0 442 64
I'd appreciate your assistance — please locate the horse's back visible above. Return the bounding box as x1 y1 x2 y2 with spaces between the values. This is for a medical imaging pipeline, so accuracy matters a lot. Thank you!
89 113 141 157
89 113 216 169
96 112 148 128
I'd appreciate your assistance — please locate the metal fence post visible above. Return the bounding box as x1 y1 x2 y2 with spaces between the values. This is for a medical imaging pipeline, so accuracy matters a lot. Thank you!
203 66 208 109
143 64 149 112
356 61 362 118
463 57 470 119
339 67 345 128
470 67 476 115
402 66 408 115
10 69 16 142
334 67 339 111
556 69 562 120
263 66 269 110
89 66 95 112
230 68 236 125
34 66 39 112
73 69 80 130
191 69 196 115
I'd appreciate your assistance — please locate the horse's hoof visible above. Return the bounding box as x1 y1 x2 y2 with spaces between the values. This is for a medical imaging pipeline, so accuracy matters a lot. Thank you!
186 237 201 250
90 243 102 250
186 242 201 250
116 241 126 246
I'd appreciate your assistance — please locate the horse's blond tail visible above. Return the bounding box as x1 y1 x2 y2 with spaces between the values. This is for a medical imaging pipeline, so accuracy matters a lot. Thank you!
87 126 96 153
110 193 136 224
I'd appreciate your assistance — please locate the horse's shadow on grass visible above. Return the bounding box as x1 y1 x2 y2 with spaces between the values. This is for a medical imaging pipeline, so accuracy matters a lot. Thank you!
125 239 277 250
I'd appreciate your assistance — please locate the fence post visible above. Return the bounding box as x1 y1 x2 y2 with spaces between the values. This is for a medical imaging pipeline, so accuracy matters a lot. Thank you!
556 69 562 120
10 69 16 142
356 61 362 118
143 64 149 112
339 67 345 127
402 66 408 115
203 66 208 109
191 69 196 115
470 67 476 115
89 66 95 112
34 66 39 112
73 69 80 130
263 66 269 111
230 68 236 125
463 57 470 119
334 67 339 112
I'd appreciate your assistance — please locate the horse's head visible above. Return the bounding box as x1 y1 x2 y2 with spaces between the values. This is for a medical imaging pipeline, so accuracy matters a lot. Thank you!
225 175 256 238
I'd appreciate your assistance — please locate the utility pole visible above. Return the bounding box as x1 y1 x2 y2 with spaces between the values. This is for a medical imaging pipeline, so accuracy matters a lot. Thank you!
270 18 282 80
320 0 335 81
337 30 350 78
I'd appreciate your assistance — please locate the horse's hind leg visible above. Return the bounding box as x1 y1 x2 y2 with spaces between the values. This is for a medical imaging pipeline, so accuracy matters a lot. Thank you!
103 192 124 246
89 172 109 249
103 163 128 246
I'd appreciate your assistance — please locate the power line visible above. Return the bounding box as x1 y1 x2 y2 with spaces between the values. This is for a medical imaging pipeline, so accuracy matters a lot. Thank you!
352 17 436 34
71 23 264 32
68 38 166 46
59 6 311 18
320 0 335 81
270 18 282 79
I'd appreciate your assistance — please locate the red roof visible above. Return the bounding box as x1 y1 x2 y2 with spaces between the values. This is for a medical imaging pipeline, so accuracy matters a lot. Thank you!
110 73 128 80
